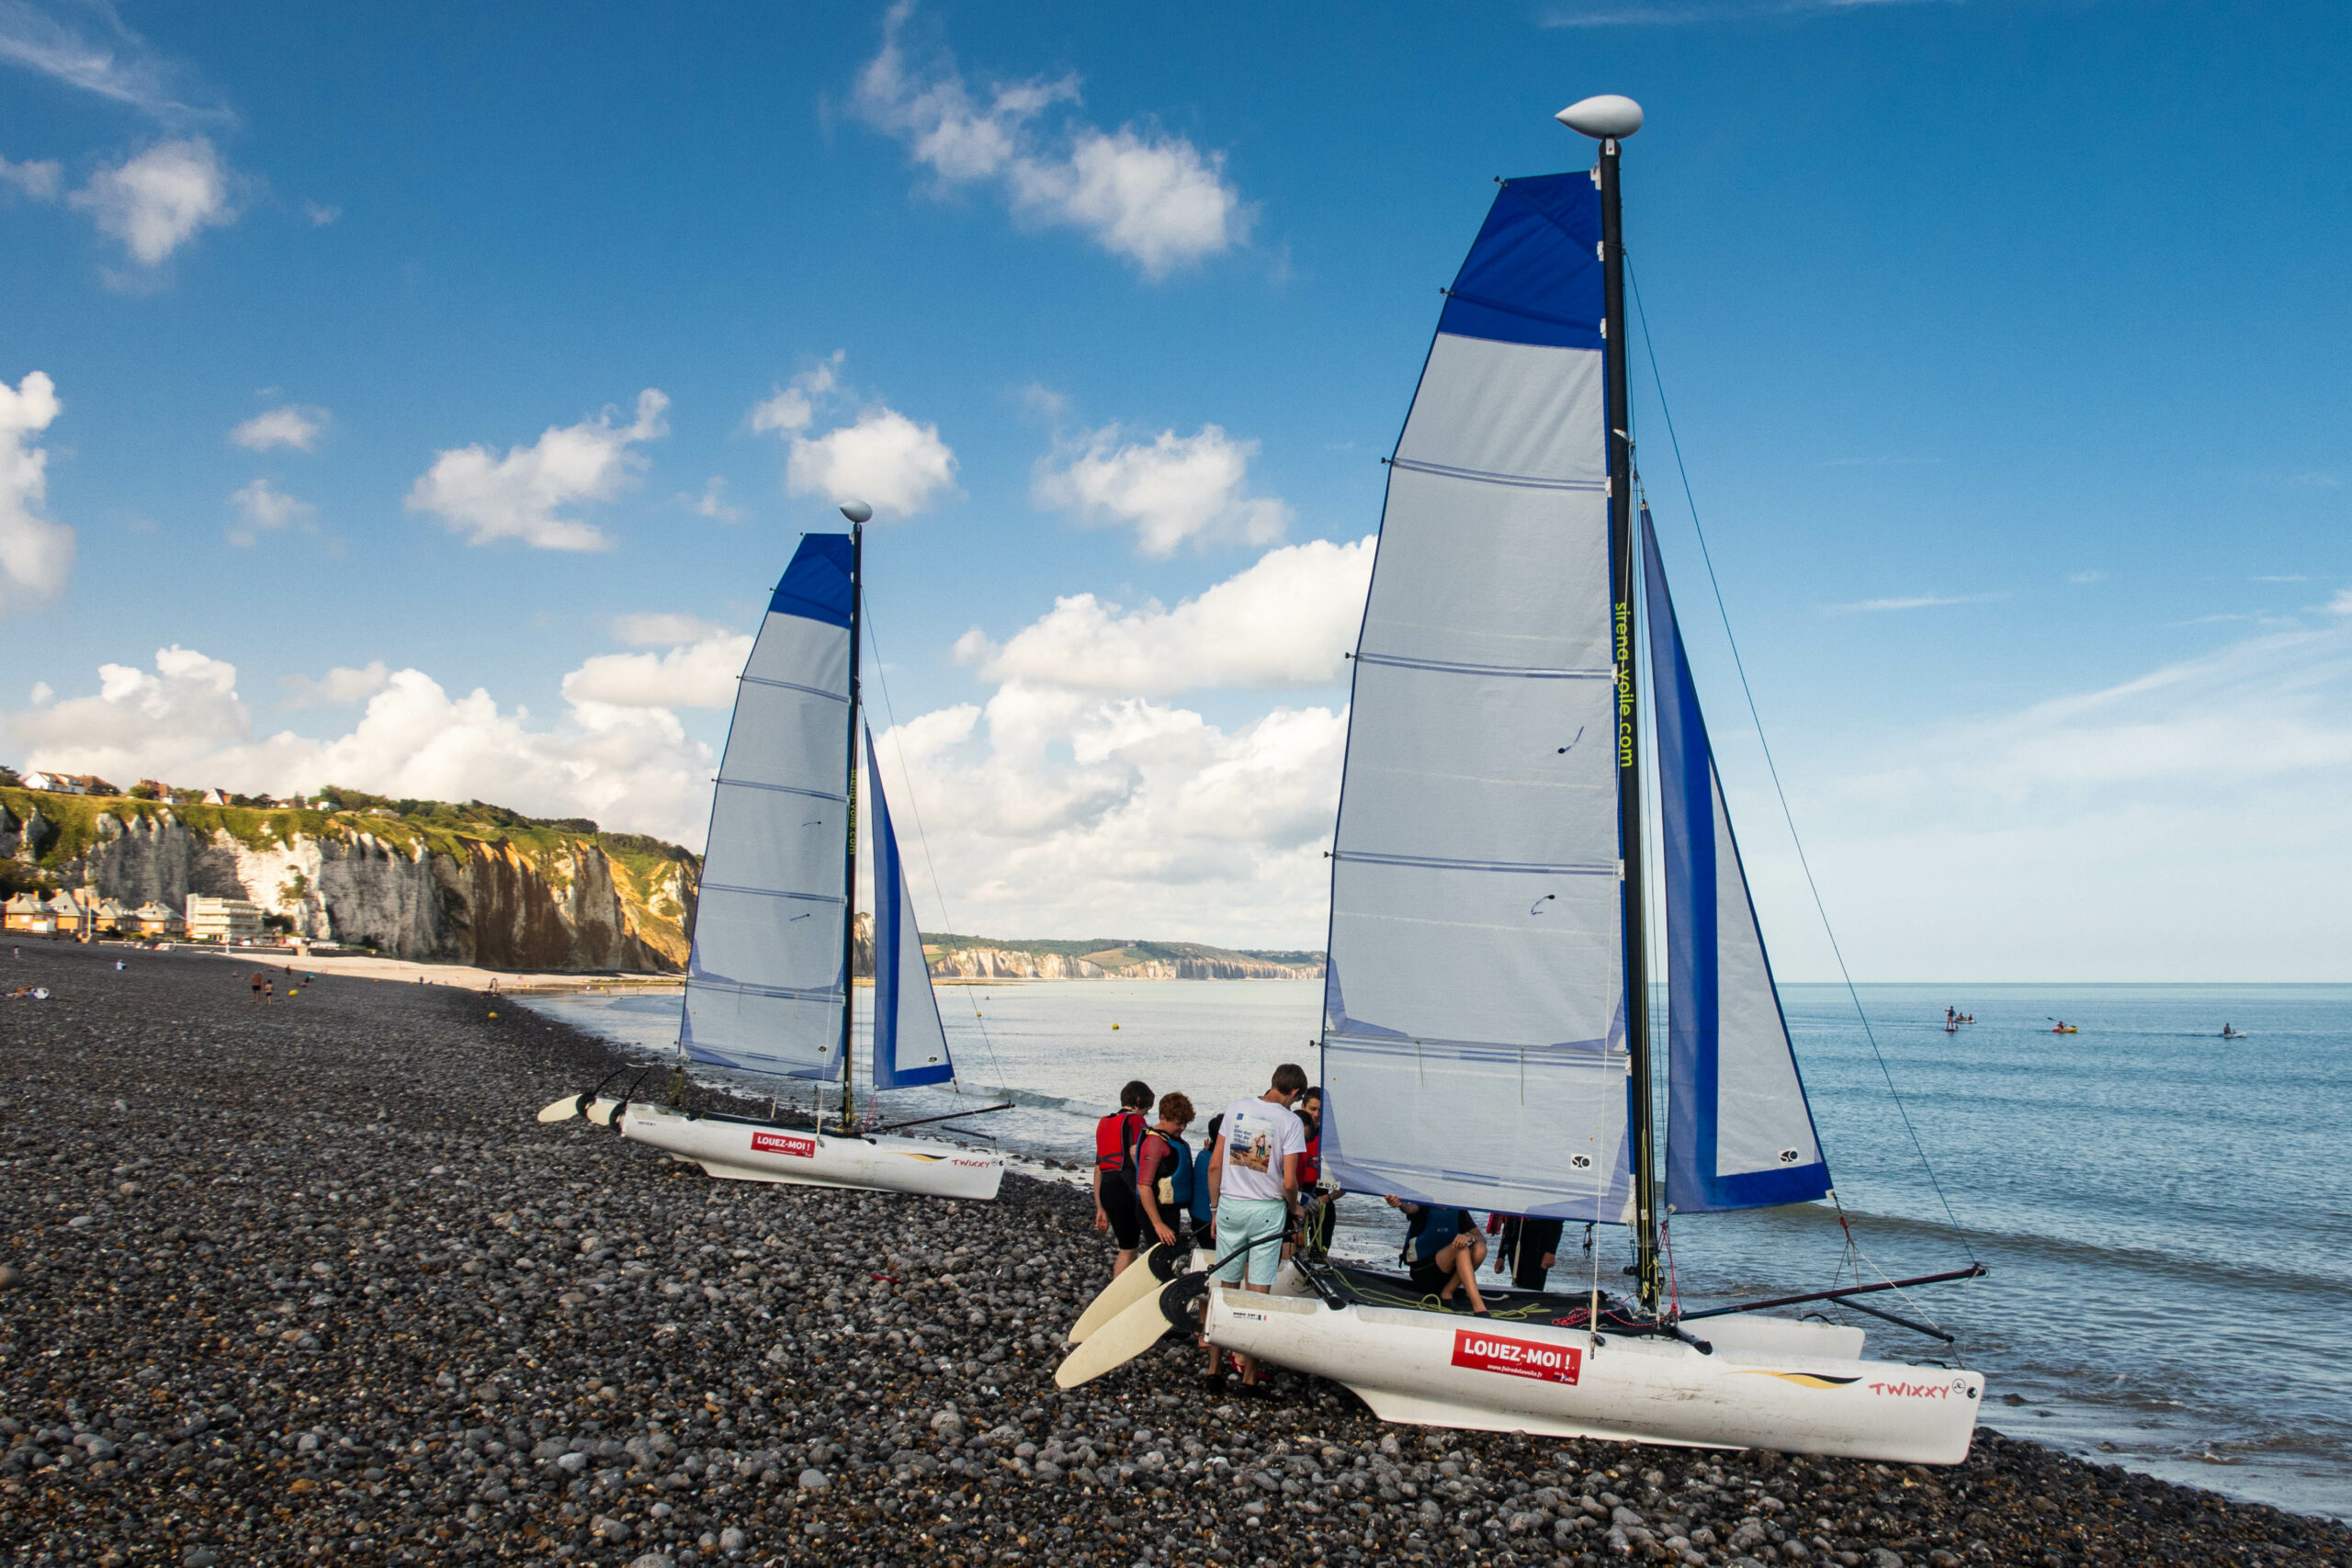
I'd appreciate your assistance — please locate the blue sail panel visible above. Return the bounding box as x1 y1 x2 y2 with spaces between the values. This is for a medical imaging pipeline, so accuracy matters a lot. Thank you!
1643 511 1830 1213
865 730 954 1090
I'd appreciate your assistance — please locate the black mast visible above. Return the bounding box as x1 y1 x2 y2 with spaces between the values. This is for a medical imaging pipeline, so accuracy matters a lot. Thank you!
835 520 865 1134
1597 128 1663 1316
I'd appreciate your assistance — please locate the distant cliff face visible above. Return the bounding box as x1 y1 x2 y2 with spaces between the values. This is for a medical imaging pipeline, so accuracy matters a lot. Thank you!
920 942 1321 982
1 790 696 972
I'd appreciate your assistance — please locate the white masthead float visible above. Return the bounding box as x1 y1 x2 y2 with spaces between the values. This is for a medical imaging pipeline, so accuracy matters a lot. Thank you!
1057 98 1987 1464
539 502 1007 1201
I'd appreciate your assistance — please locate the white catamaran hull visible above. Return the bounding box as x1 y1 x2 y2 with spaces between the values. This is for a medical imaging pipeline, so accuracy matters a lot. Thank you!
1205 1284 1981 1465
616 1102 1004 1201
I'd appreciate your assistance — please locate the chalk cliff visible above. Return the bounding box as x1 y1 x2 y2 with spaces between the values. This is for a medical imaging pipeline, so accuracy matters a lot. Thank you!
1 788 696 972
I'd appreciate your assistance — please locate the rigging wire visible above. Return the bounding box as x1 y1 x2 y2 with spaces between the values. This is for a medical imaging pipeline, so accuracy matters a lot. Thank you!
1626 258 1975 1266
855 591 1012 1096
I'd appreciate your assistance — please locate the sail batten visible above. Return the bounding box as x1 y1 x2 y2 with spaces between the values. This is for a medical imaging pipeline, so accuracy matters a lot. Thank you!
1320 170 1634 1223
1642 511 1830 1213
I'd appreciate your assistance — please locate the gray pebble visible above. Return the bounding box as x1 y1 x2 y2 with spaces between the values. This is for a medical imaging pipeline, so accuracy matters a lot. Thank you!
798 1466 829 1490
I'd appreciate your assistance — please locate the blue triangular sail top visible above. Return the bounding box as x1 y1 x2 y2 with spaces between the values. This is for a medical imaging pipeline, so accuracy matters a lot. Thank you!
1642 510 1831 1213
865 728 954 1090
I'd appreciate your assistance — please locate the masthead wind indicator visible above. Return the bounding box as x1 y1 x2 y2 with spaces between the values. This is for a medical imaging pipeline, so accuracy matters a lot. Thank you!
1555 95 1644 139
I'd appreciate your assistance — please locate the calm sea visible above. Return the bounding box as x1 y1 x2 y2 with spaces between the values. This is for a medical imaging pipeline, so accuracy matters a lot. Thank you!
523 979 2352 1520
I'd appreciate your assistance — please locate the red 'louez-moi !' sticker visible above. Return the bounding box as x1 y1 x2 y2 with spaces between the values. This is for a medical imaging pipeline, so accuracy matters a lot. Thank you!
1451 1329 1582 1385
751 1132 818 1159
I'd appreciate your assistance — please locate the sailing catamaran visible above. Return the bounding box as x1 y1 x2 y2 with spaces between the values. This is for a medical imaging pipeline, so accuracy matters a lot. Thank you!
539 509 1007 1201
1059 96 1986 1463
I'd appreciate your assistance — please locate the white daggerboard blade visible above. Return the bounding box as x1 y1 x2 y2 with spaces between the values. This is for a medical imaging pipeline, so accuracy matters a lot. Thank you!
537 1095 582 1123
1054 1282 1176 1390
586 1098 620 1126
1068 1245 1175 1345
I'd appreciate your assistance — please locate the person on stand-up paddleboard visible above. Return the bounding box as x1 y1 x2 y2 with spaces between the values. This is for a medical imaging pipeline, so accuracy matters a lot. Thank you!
1092 1080 1154 1280
1206 1064 1310 1392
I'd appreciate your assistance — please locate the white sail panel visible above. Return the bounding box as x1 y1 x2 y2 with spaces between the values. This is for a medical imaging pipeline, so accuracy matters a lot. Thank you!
681 535 854 1079
1320 171 1633 1222
1643 512 1830 1212
865 728 954 1090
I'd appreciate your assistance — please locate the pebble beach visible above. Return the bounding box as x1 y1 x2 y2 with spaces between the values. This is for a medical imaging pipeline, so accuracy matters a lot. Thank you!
2 942 2345 1568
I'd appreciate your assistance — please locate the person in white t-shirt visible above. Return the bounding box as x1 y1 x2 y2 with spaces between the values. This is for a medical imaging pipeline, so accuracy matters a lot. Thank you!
1206 1062 1309 1390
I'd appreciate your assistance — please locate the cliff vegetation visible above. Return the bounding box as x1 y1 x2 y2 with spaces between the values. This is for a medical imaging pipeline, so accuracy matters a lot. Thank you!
0 784 698 973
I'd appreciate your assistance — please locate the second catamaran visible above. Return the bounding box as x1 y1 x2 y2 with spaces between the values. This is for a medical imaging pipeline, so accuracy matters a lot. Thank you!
541 508 1007 1201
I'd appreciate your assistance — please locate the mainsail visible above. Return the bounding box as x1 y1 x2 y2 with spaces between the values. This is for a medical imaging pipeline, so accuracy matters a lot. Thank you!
1319 171 1635 1222
680 535 854 1079
1642 511 1830 1212
865 728 954 1090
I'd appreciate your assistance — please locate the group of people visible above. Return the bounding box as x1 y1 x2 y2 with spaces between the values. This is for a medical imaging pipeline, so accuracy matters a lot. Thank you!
1091 1063 1328 1389
1090 1064 1589 1385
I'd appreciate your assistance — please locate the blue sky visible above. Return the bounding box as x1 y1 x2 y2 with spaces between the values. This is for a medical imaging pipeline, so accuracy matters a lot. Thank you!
2 0 2346 977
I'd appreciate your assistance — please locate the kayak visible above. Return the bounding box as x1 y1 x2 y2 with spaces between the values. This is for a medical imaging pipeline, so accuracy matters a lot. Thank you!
2051 1026 2078 1034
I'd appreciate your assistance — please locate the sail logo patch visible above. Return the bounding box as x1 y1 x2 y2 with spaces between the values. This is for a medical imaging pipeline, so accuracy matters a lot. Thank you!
750 1132 818 1159
1452 1330 1580 1386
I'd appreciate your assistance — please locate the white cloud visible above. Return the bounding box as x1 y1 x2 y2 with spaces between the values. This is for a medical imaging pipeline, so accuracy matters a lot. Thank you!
854 2 1250 278
871 683 1346 945
2328 587 2352 616
610 612 728 647
0 1 227 122
1035 423 1288 557
224 478 316 546
406 389 668 551
28 680 51 704
784 407 957 517
1821 592 2002 614
1742 616 2352 982
302 199 338 226
68 137 236 268
277 660 390 708
230 403 328 452
560 634 752 710
0 152 60 199
0 368 73 615
749 354 842 436
956 536 1374 694
687 476 741 522
748 354 957 517
2 645 718 848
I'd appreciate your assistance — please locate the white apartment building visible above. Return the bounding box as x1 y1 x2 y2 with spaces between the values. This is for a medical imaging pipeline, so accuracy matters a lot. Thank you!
184 895 265 943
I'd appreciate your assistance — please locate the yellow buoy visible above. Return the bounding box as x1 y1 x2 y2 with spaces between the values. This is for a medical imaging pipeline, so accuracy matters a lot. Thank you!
488 1011 499 1019
1112 1022 1120 1031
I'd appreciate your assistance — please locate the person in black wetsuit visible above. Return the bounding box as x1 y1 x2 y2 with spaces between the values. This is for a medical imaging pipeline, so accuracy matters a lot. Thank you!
1496 1215 1566 1292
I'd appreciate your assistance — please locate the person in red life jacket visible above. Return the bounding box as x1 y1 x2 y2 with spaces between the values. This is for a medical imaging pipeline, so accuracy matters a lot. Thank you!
1296 1086 1334 1262
1135 1092 1202 1250
1093 1079 1154 1280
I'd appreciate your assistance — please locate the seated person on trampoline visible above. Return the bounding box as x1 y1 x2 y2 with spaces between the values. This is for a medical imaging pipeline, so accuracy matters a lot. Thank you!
1385 1196 1488 1315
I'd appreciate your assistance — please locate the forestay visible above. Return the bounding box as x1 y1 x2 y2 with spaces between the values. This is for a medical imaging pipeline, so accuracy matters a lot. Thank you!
865 728 954 1090
680 535 854 1079
1319 172 1634 1222
1642 511 1830 1212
